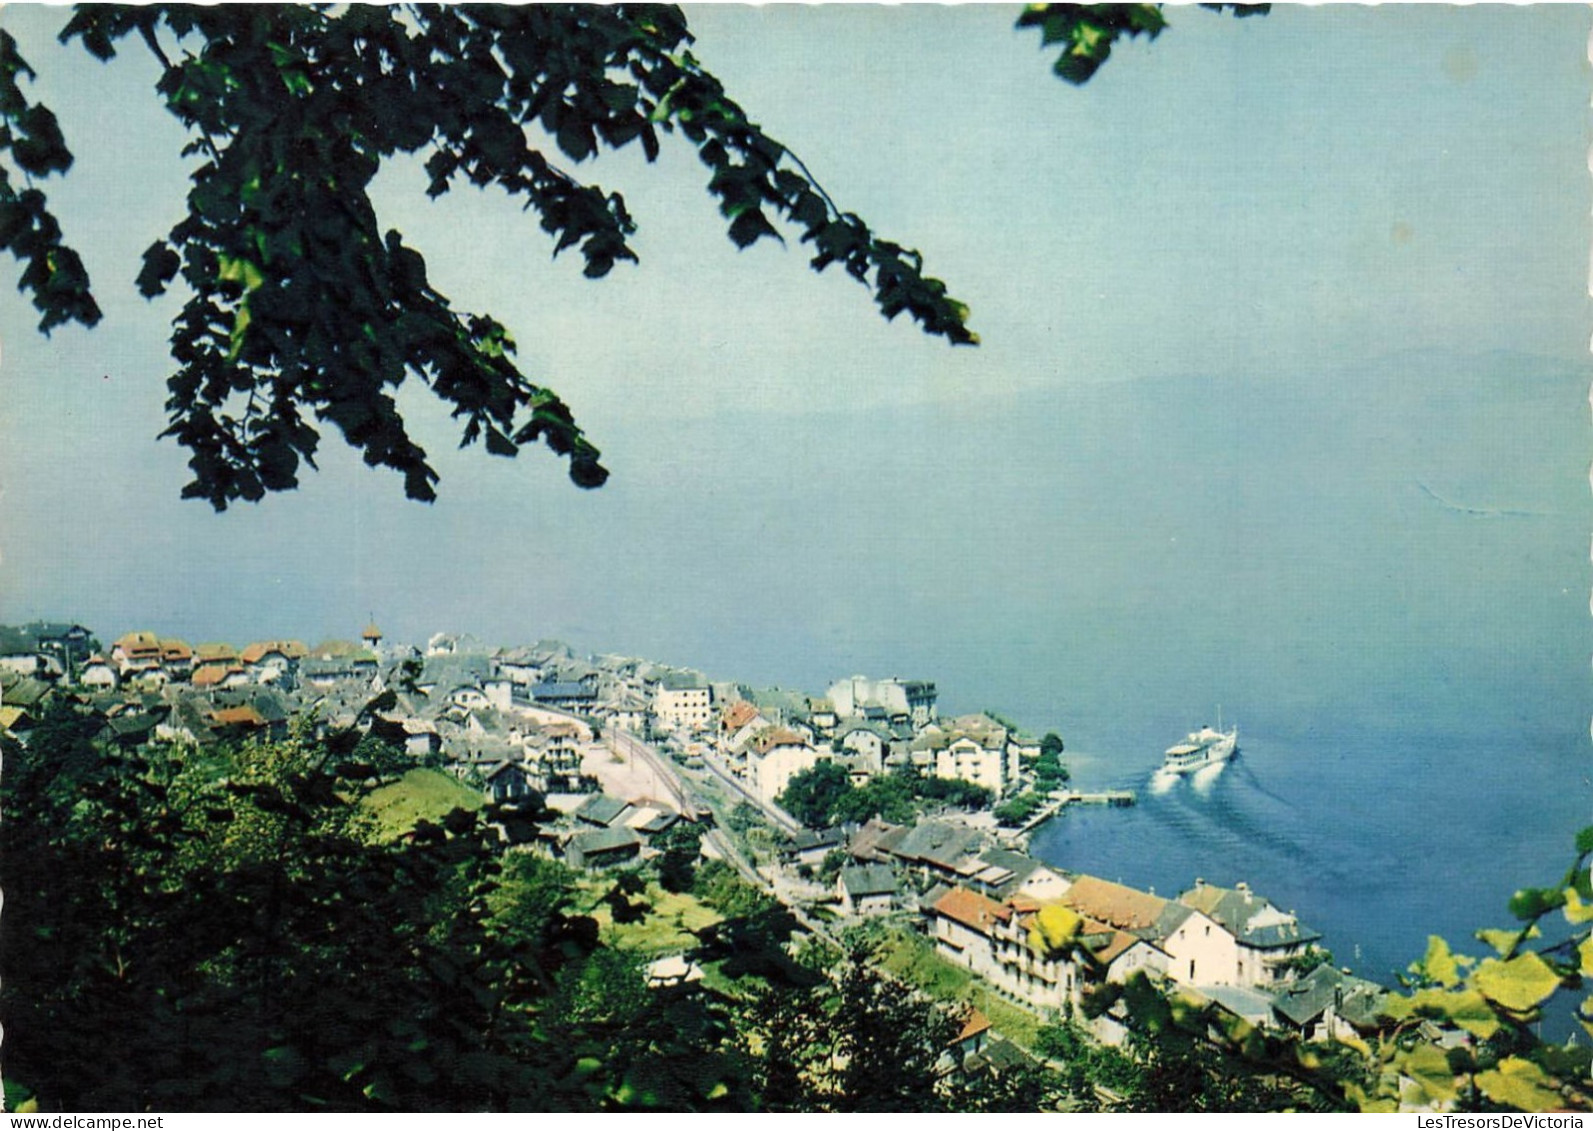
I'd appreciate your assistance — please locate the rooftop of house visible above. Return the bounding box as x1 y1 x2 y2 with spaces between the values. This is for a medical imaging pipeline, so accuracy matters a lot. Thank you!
114 630 162 651
955 1008 992 1043
569 826 644 856
752 727 810 753
239 640 308 664
1197 983 1280 1025
659 671 708 692
0 627 41 655
930 886 1013 935
889 819 984 871
574 794 633 827
720 700 762 731
1270 964 1387 1028
532 680 596 700
839 863 898 899
211 705 266 728
1061 875 1172 933
1179 881 1322 948
786 826 849 854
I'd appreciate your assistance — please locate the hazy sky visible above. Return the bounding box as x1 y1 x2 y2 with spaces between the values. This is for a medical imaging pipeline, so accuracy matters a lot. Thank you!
0 4 1587 730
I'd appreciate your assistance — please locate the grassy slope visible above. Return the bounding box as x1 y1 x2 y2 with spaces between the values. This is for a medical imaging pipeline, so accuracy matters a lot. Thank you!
878 926 1047 1049
361 766 484 840
580 878 725 954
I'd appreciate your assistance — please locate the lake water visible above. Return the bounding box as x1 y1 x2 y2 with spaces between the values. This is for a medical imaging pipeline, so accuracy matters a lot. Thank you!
1024 706 1591 1002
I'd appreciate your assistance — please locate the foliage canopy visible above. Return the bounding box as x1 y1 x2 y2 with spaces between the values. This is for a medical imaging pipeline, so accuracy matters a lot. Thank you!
0 2 1273 507
0 3 977 508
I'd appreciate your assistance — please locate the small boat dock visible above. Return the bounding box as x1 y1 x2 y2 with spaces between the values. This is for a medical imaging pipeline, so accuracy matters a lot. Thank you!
1061 789 1137 808
1000 788 1137 845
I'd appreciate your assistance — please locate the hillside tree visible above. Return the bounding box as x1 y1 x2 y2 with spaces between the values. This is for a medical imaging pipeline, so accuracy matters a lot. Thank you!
0 3 1261 508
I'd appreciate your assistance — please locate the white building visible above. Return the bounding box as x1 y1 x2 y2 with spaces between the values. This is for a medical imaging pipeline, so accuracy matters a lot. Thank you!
825 675 937 729
654 672 713 731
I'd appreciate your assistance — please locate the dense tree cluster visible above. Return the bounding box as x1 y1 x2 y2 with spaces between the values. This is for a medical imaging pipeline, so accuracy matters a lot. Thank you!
778 761 992 829
6 699 1592 1112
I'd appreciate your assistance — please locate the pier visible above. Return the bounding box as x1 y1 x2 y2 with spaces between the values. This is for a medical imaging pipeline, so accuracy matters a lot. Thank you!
1061 789 1137 808
1000 787 1136 846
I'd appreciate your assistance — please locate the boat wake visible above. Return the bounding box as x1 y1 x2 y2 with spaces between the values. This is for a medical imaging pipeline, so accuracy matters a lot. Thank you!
1148 767 1180 795
1190 759 1227 795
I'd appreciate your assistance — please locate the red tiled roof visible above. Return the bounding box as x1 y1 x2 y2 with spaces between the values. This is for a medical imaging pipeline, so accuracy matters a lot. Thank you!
191 664 238 688
1091 930 1149 967
956 1008 992 1043
754 727 808 753
211 706 265 728
721 701 760 731
114 631 161 656
1061 875 1169 931
931 886 1013 935
160 639 192 661
240 640 308 665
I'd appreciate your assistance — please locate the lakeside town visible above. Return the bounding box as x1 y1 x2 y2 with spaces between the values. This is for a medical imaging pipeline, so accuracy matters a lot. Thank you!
1 617 1411 1077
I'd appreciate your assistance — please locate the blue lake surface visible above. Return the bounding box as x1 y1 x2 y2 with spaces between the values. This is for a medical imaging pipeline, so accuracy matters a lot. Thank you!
1025 708 1591 998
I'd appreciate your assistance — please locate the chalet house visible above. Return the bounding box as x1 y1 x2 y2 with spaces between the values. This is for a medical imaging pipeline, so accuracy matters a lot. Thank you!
935 733 1010 797
371 714 442 758
837 863 898 916
99 708 162 749
111 631 164 678
565 826 644 869
522 726 594 793
193 642 239 668
79 655 119 690
0 627 61 680
1 673 53 715
192 663 249 691
781 825 849 869
209 705 269 741
741 687 818 736
160 639 194 680
920 716 1022 798
601 693 651 737
240 640 308 686
1178 879 1323 986
964 845 1072 903
573 793 635 830
874 819 988 888
485 760 539 805
925 884 1173 1018
1270 964 1387 1042
927 886 1083 1011
301 656 373 689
